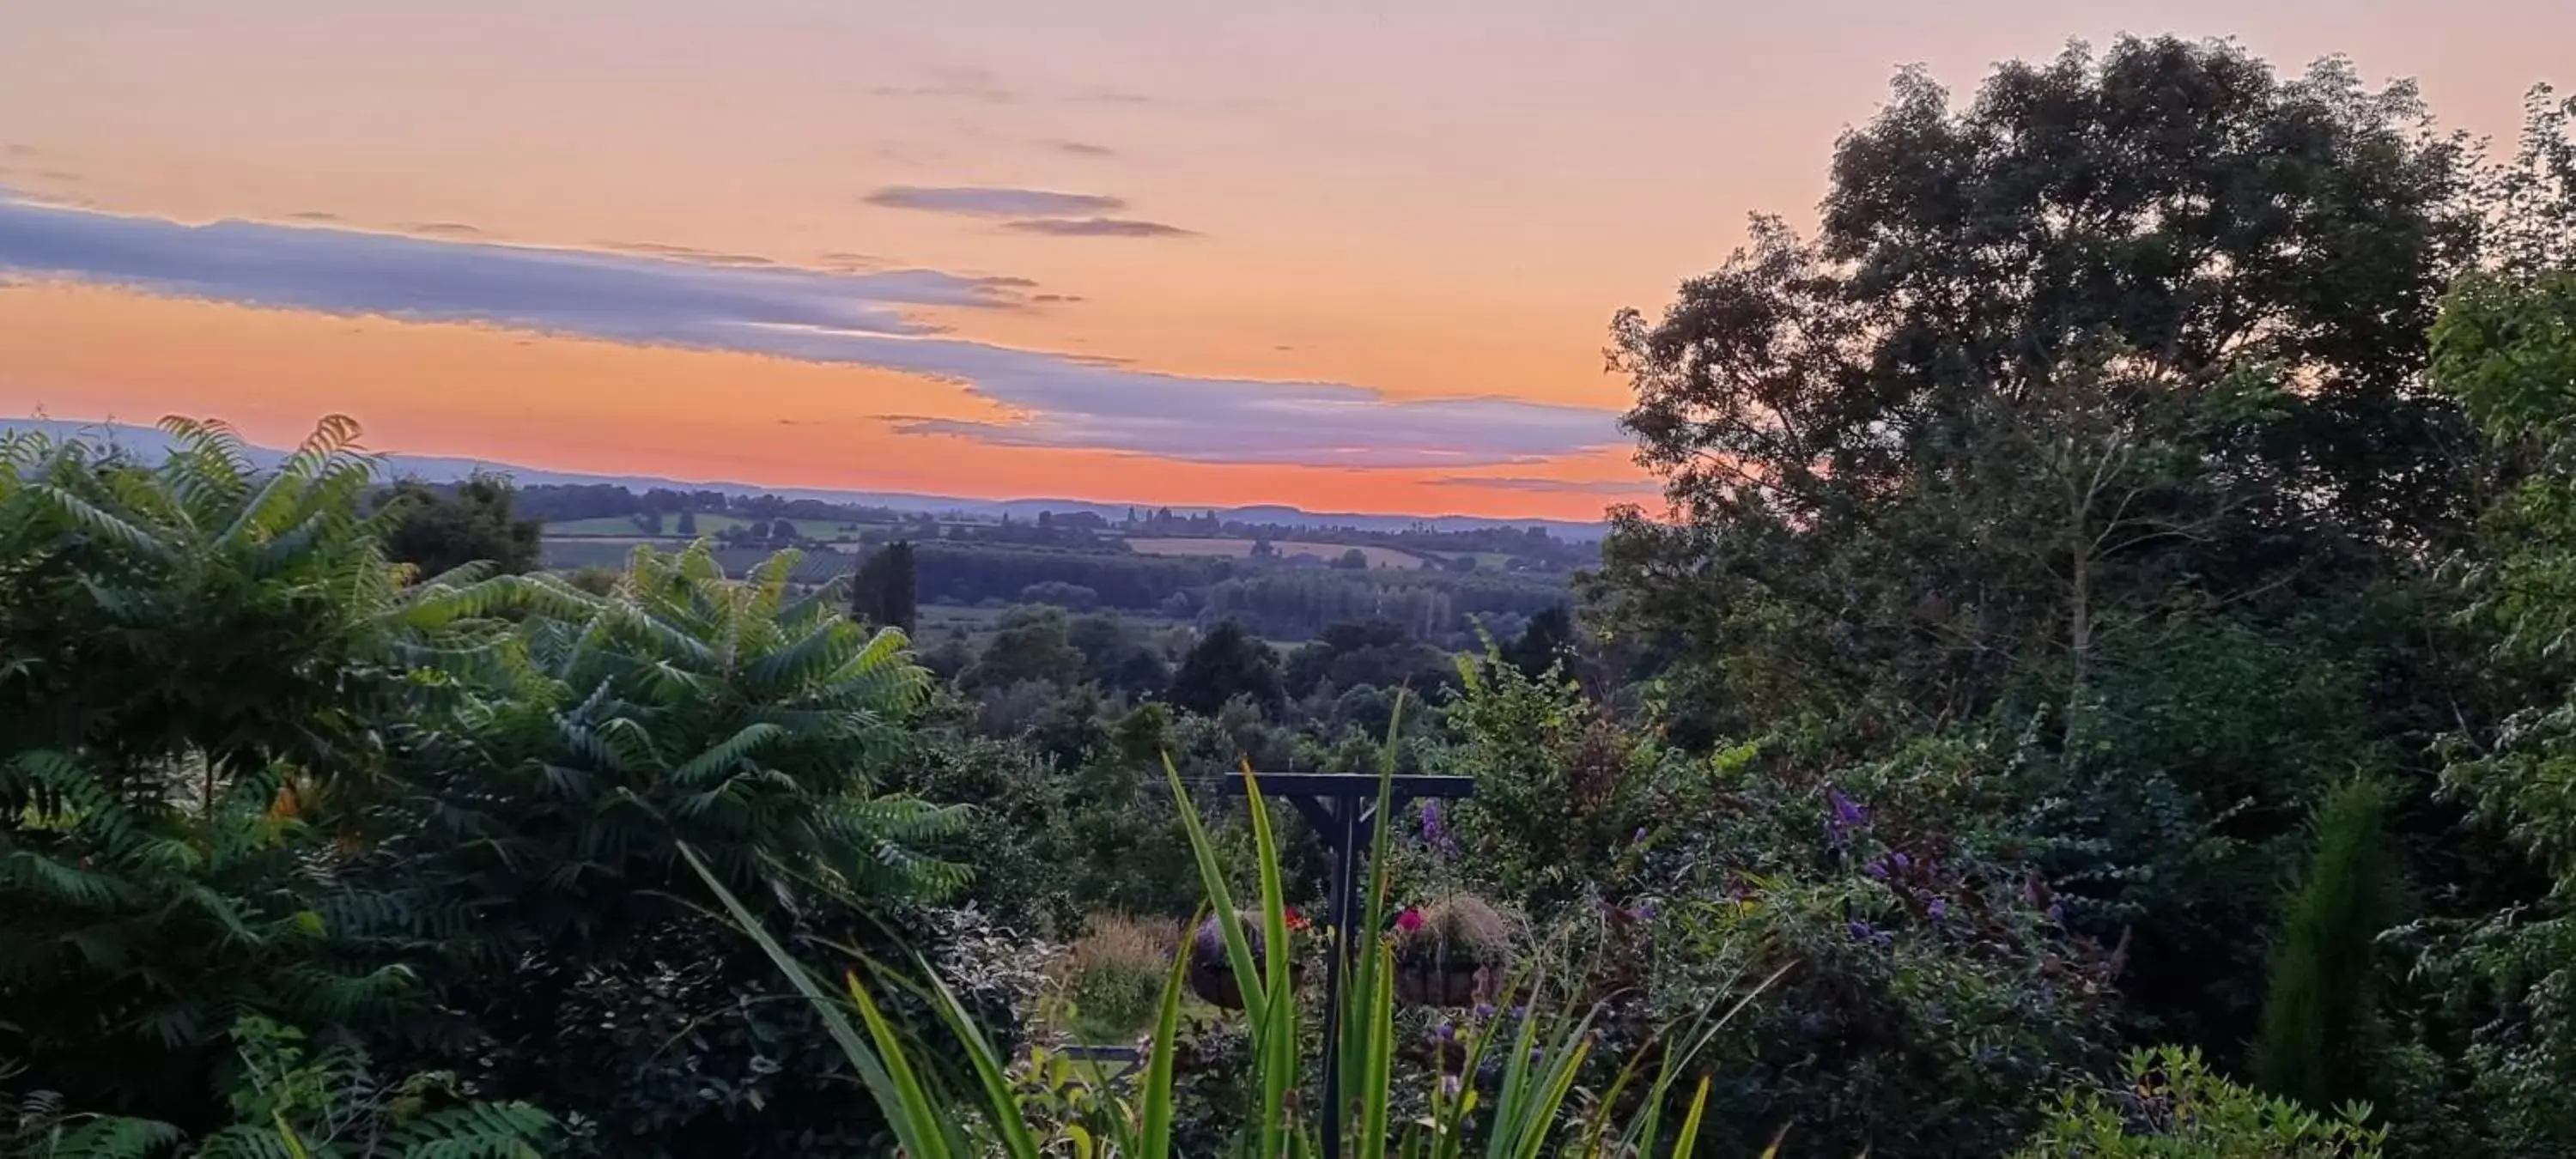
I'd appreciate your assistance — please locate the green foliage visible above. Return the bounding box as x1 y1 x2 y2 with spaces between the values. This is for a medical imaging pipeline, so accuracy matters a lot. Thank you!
1587 39 2507 1117
5 1016 556 1159
2017 1046 2385 1157
961 604 1088 693
1597 34 2478 732
1605 727 2119 1156
0 414 471 780
2434 270 2576 457
0 417 498 1119
0 748 415 1120
374 474 542 580
1066 611 1173 695
1168 621 1284 716
694 740 1763 1157
2419 252 2576 1154
1438 643 1650 909
2477 83 2576 276
1499 605 1576 681
2255 779 2401 1111
387 541 963 947
0 419 993 1151
1281 619 1455 702
1196 567 1562 645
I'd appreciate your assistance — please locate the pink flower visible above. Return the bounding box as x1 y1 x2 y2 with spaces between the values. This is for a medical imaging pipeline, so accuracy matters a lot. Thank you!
1394 907 1425 933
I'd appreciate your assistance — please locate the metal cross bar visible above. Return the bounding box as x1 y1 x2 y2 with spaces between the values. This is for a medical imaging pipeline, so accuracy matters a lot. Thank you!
1215 770 1473 1159
1057 1043 1145 1083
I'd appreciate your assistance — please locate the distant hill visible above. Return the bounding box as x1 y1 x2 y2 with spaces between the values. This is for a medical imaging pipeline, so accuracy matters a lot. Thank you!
3 416 1613 541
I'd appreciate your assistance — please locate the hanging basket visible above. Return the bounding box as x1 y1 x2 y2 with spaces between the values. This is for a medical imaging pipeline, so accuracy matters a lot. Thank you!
1183 911 1307 1010
1393 960 1493 1007
1389 895 1514 1008
1187 950 1248 1010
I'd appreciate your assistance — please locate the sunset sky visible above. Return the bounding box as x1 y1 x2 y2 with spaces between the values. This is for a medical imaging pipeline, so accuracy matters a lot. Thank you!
2 2 2567 519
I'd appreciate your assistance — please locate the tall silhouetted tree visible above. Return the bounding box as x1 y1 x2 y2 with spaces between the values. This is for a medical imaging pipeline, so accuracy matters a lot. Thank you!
675 509 697 536
1503 606 1576 679
851 540 918 634
1592 33 2485 1060
1601 36 2481 731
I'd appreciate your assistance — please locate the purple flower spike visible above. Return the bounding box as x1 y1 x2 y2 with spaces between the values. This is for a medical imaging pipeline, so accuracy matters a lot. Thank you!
1829 789 1868 828
1433 1020 1455 1042
1632 827 1649 845
1891 852 1911 872
1631 901 1659 921
1419 800 1459 859
1473 1002 1497 1021
2046 902 2065 925
1928 897 1948 920
1862 859 1889 880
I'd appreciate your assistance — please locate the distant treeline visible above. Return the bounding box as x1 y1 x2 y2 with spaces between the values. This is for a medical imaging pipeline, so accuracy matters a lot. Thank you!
508 482 1597 566
911 542 1230 607
1196 568 1566 641
1226 521 1594 571
513 482 917 526
906 543 1564 639
538 537 1566 642
1123 508 1599 570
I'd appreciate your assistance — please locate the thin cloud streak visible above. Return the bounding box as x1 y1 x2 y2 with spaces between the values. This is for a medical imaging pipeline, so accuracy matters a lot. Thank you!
865 185 1124 216
0 195 1620 468
1003 217 1194 238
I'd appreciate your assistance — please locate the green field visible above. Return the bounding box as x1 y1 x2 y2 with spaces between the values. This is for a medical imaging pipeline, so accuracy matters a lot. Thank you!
541 538 853 583
1121 536 1428 569
545 513 886 541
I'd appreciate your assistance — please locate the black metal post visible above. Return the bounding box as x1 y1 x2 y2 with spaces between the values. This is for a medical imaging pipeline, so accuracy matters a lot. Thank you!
1319 798 1360 1159
1218 772 1473 1159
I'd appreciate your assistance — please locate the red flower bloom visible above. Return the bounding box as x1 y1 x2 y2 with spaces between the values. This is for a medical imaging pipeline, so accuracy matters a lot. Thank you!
1394 907 1425 933
1283 907 1312 932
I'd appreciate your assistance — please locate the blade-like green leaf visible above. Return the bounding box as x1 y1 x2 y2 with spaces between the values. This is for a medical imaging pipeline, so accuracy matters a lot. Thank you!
1137 926 1194 1159
1669 1075 1712 1159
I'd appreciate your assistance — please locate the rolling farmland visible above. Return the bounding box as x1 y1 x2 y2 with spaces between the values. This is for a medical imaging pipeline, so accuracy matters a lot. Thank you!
1121 537 1429 568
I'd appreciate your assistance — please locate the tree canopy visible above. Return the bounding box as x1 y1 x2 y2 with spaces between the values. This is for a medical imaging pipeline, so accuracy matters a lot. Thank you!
376 473 544 579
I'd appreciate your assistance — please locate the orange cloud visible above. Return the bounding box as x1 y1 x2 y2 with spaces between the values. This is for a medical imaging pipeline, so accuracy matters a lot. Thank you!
0 282 1643 520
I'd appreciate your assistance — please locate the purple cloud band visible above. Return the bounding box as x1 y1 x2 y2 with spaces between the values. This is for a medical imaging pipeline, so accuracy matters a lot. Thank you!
0 193 1621 468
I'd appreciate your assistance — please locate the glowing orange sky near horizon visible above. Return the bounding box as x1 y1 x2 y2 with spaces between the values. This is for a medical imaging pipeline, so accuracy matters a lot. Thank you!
1 1 2567 519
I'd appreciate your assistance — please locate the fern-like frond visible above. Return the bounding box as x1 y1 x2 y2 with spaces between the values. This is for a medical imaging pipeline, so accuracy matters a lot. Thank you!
671 722 787 786
25 482 173 565
387 1101 552 1159
24 1112 186 1159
